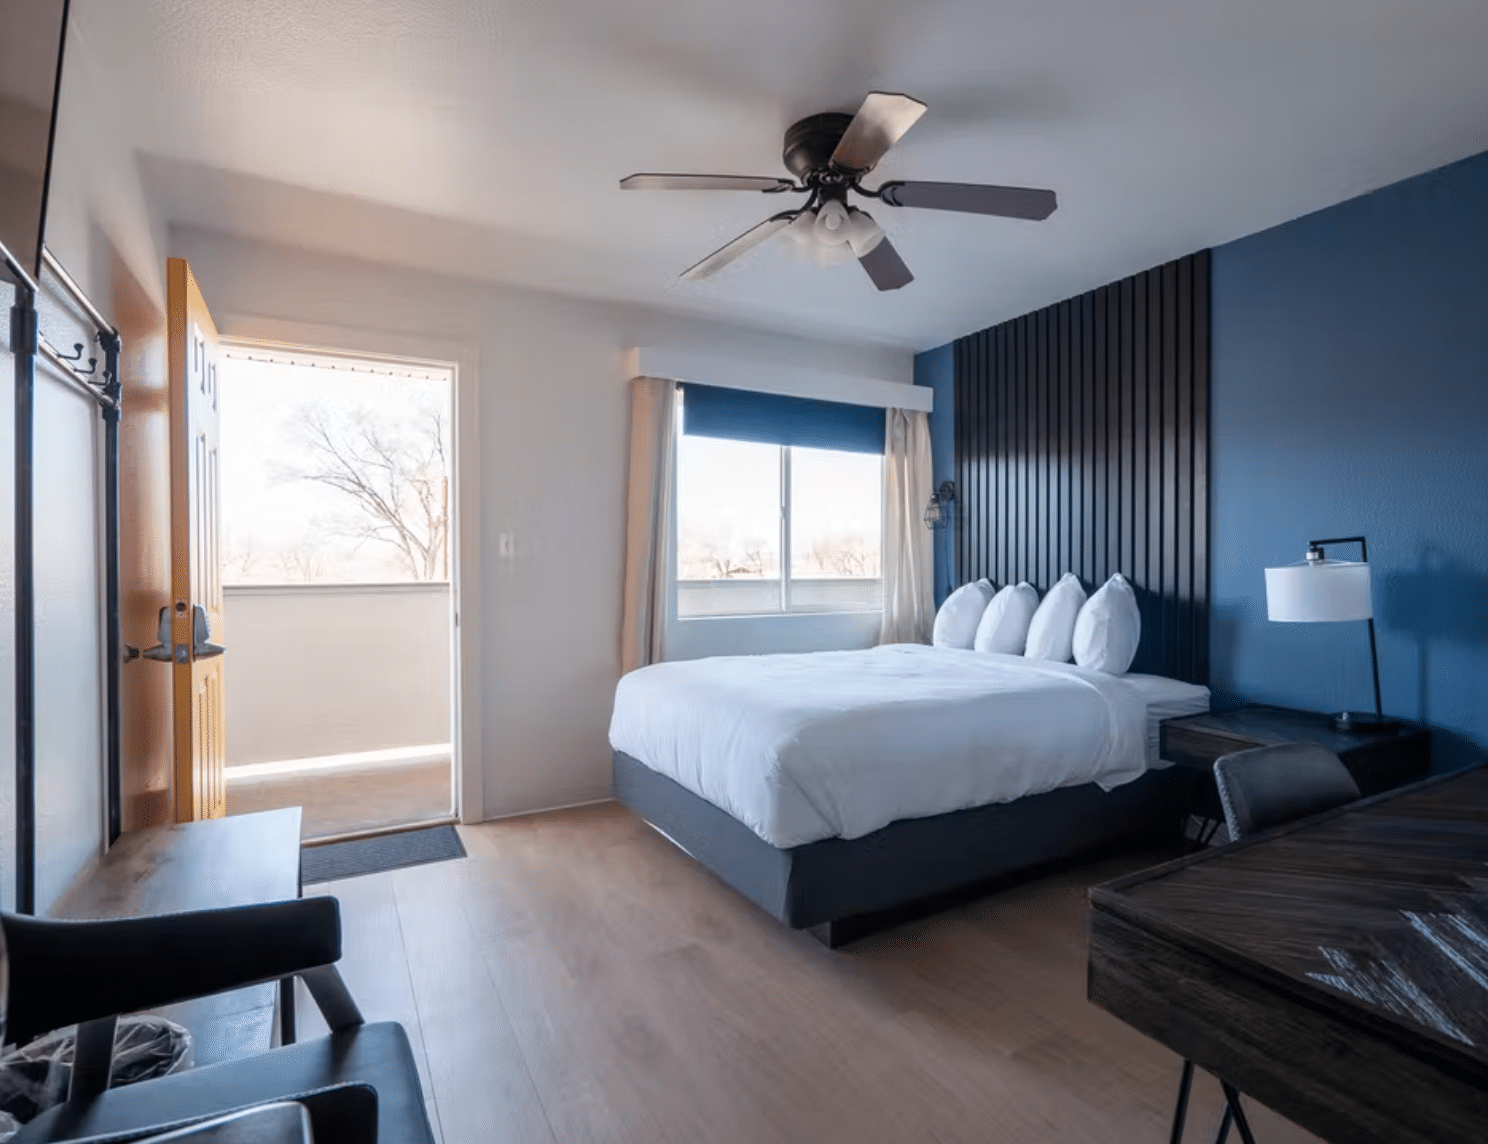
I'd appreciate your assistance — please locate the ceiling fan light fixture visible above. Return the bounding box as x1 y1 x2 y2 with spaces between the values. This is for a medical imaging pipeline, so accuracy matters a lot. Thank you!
810 241 858 266
786 209 819 246
844 208 885 257
813 200 851 245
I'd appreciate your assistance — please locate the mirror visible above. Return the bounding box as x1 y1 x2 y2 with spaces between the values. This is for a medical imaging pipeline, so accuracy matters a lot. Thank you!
0 0 70 274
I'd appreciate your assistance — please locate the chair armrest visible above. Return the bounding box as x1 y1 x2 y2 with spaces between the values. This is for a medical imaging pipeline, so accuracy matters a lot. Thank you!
18 1084 379 1144
128 1102 312 1144
2 898 342 1047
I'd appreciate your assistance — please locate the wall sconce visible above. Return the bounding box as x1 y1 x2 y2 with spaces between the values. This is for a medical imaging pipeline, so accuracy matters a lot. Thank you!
924 480 956 530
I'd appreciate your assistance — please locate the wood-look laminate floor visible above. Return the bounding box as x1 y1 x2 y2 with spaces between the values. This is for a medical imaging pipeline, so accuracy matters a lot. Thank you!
297 802 1324 1144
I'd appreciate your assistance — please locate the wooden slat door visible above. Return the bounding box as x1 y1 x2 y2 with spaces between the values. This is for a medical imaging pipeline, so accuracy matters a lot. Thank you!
166 258 226 821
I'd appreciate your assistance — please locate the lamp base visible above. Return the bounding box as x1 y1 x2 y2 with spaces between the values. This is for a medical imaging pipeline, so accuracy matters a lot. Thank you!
1332 711 1401 735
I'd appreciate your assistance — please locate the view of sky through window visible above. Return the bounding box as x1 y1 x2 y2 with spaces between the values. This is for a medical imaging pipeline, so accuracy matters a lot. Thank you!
789 446 882 580
676 436 781 580
676 435 882 584
220 353 452 585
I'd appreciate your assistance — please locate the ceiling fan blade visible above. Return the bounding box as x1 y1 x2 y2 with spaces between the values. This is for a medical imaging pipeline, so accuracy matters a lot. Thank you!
620 173 797 192
680 212 796 281
830 92 928 173
878 180 1057 221
857 236 914 292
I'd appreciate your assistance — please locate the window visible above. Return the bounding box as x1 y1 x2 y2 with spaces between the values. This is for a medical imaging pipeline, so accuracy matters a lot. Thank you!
675 385 884 619
787 445 883 611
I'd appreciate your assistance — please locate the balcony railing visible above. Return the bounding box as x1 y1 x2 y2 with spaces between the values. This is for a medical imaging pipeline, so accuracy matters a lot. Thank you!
223 581 451 768
677 577 883 618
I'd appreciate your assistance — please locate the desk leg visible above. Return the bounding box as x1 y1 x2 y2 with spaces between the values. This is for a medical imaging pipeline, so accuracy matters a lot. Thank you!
1169 1059 1194 1144
1211 1102 1231 1144
1220 1084 1257 1144
279 976 296 1045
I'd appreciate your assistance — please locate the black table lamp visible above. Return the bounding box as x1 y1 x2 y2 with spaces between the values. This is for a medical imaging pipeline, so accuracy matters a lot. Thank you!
1264 535 1396 733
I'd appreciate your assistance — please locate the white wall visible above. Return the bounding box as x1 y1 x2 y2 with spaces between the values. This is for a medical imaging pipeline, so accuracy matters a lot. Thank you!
224 583 451 766
174 227 913 820
21 0 170 912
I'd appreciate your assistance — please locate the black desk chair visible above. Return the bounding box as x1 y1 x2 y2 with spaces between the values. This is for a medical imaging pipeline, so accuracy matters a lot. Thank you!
1214 742 1362 844
1168 742 1362 1144
1 899 434 1144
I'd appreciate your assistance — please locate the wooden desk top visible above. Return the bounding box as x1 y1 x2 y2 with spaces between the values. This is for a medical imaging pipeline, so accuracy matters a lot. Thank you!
55 809 302 919
54 809 303 1066
1092 766 1488 1073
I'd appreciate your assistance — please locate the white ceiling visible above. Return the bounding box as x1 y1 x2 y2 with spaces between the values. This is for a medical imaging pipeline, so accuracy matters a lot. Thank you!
72 0 1488 350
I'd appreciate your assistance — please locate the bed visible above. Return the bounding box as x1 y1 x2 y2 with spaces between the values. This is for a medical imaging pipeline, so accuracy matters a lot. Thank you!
609 644 1209 945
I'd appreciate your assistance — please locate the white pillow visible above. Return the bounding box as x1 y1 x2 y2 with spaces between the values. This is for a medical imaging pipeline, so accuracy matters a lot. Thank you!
1073 573 1142 674
932 579 995 648
973 582 1040 654
1024 573 1087 662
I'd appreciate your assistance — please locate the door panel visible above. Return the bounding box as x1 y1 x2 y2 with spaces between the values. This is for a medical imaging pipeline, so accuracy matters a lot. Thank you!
115 252 175 830
167 258 226 821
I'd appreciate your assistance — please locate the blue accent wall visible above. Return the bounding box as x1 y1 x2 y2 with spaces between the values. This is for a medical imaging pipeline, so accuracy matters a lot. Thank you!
915 343 955 605
916 147 1488 768
1210 149 1488 771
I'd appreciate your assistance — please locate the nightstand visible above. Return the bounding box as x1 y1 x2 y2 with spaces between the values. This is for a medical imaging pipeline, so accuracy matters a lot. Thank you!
1159 705 1432 844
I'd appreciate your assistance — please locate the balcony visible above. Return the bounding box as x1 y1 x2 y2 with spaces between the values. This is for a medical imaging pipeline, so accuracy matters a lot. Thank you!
223 582 452 840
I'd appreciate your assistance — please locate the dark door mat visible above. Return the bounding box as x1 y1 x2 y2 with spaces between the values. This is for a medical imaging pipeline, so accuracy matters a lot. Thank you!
301 824 466 885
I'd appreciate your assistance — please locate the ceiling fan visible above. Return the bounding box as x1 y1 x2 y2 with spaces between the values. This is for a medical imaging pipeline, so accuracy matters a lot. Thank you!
620 92 1058 292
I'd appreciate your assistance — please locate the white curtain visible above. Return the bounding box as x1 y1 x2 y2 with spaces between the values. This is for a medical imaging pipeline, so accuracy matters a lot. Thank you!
880 407 934 644
620 377 678 674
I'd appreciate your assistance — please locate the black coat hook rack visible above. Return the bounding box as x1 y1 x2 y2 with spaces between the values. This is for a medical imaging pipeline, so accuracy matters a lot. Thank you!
55 341 99 375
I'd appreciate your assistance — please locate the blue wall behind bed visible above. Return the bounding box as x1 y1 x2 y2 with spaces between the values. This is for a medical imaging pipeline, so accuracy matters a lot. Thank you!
915 146 1488 771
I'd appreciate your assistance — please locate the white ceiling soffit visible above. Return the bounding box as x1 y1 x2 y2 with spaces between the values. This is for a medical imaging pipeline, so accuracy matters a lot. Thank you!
626 347 930 411
77 0 1488 350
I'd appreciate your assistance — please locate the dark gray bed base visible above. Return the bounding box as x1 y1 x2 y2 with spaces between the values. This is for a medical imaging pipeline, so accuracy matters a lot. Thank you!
613 750 1184 946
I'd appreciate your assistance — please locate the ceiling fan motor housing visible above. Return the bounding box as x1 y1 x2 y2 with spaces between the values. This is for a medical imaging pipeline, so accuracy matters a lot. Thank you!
782 112 856 180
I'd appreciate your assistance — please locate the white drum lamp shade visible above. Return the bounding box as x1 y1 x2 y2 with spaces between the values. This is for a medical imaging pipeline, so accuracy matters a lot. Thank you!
1264 536 1391 730
1264 559 1373 622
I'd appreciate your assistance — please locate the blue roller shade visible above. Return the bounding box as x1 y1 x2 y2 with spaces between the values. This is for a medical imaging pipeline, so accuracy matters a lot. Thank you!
680 383 885 454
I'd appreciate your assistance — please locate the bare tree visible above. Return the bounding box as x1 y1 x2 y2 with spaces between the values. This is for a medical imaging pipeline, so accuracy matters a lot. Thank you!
223 534 261 581
285 401 450 580
274 549 328 582
801 535 879 578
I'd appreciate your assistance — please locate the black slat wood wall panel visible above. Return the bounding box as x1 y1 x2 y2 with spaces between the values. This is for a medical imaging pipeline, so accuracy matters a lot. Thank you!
953 251 1210 684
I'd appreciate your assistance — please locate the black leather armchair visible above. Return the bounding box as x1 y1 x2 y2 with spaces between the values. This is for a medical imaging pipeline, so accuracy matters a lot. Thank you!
2 899 433 1144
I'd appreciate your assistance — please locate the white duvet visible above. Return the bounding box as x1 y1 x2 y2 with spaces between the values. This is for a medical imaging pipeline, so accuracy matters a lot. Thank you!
608 644 1157 848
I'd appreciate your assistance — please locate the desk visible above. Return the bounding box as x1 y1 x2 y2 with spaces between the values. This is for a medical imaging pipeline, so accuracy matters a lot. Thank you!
1088 768 1488 1144
1159 705 1431 845
54 809 303 1066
